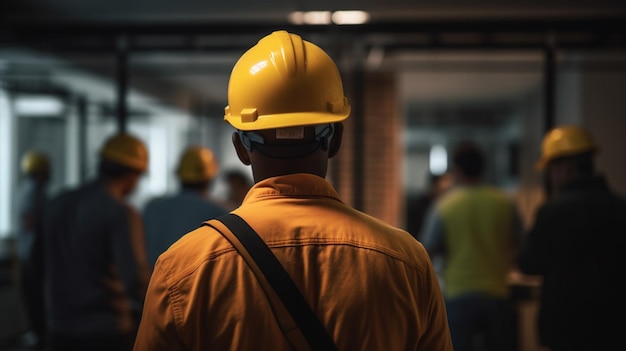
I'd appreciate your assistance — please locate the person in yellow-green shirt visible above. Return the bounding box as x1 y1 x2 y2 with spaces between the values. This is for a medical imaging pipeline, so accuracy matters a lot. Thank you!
421 140 523 351
134 30 453 351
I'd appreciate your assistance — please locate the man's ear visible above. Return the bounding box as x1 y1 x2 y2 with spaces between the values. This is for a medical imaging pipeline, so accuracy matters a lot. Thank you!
328 122 343 159
232 132 251 165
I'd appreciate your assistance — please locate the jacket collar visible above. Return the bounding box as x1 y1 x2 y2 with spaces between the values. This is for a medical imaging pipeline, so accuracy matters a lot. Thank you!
242 173 343 205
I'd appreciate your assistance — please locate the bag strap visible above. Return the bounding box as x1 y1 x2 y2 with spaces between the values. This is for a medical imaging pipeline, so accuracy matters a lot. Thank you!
205 213 337 351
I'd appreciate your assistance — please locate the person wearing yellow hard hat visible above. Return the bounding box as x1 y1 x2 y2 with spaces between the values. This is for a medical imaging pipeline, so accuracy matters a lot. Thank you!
135 30 453 351
15 150 51 349
518 125 626 351
535 124 600 199
142 145 229 267
38 133 151 351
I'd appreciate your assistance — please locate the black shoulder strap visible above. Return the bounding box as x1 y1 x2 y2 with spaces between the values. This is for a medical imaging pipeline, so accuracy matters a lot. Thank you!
214 213 337 351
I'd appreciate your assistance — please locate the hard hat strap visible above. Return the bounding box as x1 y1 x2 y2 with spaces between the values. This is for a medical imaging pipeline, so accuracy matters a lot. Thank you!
237 124 334 159
238 124 334 152
314 124 334 151
253 140 322 159
237 130 265 152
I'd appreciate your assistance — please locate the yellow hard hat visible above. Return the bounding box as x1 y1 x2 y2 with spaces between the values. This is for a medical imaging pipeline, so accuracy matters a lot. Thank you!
100 133 149 173
21 151 50 175
224 30 351 131
176 145 219 183
536 125 598 170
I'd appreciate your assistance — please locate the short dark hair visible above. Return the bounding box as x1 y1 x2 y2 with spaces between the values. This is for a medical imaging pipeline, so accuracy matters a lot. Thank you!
550 151 595 175
452 140 485 179
98 159 141 180
181 181 210 190
224 169 252 185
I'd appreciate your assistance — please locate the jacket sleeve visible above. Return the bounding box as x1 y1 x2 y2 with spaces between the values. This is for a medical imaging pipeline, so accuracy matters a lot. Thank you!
133 258 186 351
110 205 151 310
416 250 454 351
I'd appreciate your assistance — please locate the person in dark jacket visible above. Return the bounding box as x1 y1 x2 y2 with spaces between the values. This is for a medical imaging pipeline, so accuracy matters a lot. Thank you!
405 172 452 240
15 150 51 349
517 125 626 351
220 168 253 210
40 133 151 351
143 145 229 267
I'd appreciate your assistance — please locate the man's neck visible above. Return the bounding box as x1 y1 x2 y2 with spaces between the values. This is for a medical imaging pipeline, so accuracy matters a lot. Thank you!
103 178 126 200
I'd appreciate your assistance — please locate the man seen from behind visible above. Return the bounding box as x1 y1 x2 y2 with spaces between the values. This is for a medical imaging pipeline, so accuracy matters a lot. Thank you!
134 30 452 351
40 133 151 351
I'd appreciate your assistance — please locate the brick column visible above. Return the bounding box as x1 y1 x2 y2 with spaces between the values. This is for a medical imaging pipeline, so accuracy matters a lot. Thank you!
331 70 402 227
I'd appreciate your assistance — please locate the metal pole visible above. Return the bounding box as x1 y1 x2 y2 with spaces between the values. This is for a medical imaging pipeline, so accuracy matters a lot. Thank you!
116 35 128 133
543 34 557 200
543 34 556 133
77 96 88 182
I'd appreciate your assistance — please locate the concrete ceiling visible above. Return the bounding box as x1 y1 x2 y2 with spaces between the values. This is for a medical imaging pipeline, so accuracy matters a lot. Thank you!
5 0 626 22
2 0 625 127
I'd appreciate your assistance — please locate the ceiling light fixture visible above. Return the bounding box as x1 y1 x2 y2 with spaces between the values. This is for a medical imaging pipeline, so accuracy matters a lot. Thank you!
288 10 370 25
288 11 331 25
332 11 370 25
14 96 65 117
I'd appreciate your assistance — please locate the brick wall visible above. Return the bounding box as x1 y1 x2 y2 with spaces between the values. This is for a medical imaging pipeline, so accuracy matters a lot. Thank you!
331 70 403 228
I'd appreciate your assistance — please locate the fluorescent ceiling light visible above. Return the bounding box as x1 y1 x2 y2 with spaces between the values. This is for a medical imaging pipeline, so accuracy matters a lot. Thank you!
14 96 65 116
287 12 305 25
332 11 370 25
288 11 331 25
288 10 369 25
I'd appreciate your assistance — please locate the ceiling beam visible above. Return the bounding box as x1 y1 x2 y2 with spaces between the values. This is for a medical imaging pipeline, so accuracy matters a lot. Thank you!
1 16 624 52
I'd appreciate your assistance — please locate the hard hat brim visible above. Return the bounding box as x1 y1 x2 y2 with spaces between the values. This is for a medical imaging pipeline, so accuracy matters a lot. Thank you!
535 146 599 172
225 109 350 131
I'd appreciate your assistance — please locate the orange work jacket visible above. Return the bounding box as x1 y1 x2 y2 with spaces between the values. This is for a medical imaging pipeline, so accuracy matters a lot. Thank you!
134 173 452 351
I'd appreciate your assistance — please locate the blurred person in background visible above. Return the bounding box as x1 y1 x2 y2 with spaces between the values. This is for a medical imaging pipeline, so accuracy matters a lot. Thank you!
405 171 453 240
142 145 229 268
133 30 452 351
15 150 51 349
220 168 253 210
421 140 523 351
517 125 626 351
38 133 151 351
